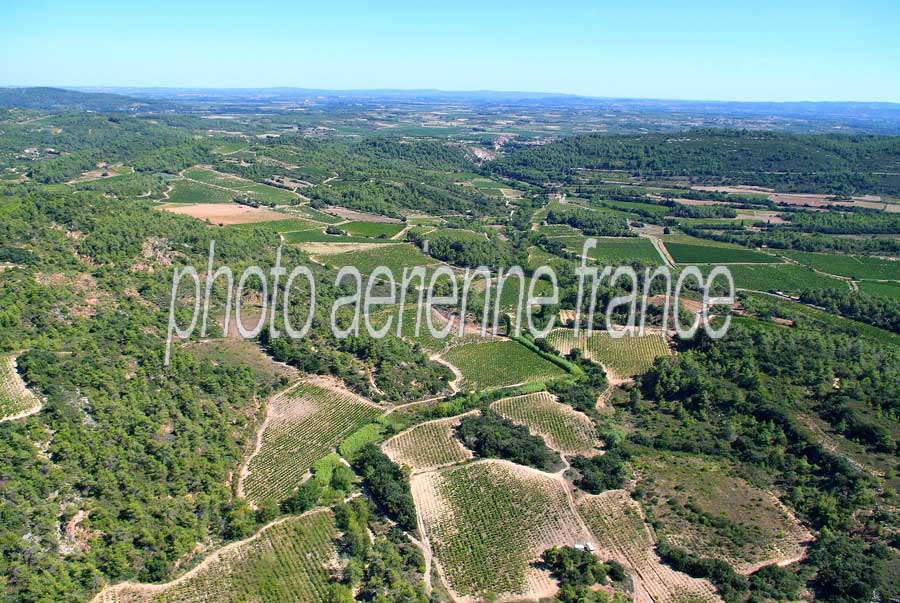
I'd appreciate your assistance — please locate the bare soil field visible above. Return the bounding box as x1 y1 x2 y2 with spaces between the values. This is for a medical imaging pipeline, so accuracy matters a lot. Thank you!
160 203 286 225
692 185 774 194
691 185 891 211
299 242 390 256
735 211 785 224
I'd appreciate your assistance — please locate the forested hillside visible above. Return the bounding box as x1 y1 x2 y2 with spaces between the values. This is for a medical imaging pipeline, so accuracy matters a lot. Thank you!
489 130 900 195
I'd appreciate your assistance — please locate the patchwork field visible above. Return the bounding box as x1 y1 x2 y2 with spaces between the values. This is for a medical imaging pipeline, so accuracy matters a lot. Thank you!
779 250 900 280
240 378 383 505
92 509 337 603
546 328 671 380
443 340 568 390
466 177 522 199
665 242 782 264
577 491 720 603
0 354 41 422
412 460 591 602
382 412 475 473
490 392 598 456
636 454 812 573
283 204 344 224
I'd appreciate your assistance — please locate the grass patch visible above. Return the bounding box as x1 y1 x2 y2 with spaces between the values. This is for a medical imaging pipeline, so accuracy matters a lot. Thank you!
339 422 388 460
340 220 405 239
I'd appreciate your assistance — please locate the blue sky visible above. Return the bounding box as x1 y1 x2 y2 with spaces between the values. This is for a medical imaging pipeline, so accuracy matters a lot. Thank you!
2 0 899 102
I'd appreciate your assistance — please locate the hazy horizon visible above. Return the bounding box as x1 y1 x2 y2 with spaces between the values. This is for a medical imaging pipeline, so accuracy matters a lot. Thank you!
3 1 899 103
4 84 900 107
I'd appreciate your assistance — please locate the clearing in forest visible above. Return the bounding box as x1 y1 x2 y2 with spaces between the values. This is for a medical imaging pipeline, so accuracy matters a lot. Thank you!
91 509 337 603
240 378 383 505
0 354 41 422
546 328 670 381
382 412 475 473
412 460 592 602
638 455 812 573
442 340 567 390
577 490 721 603
389 305 490 354
490 391 599 456
186 338 298 391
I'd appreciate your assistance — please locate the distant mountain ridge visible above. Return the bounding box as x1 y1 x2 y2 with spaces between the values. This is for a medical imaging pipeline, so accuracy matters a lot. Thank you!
0 87 170 112
3 86 900 133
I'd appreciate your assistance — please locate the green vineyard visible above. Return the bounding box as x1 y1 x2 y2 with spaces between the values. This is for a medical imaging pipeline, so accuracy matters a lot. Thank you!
490 392 598 456
381 412 474 472
546 328 671 380
0 354 40 422
92 510 337 603
412 460 589 600
242 380 383 504
442 340 568 390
